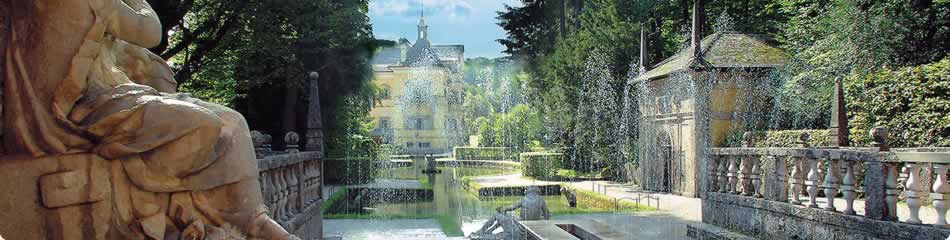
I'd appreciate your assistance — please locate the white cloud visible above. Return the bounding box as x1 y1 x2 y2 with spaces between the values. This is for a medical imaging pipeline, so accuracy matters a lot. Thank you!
369 0 411 16
370 0 476 22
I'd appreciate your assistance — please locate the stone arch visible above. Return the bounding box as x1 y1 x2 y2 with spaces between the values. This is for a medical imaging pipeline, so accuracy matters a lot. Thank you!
656 129 673 192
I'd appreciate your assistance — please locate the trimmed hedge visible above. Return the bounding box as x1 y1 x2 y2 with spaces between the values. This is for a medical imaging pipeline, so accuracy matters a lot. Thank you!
521 152 564 179
846 57 950 148
726 129 831 147
726 129 876 148
453 147 514 160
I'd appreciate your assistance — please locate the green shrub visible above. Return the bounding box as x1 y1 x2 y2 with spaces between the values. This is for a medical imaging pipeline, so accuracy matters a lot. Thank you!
725 130 831 147
521 152 564 179
453 147 514 160
846 58 950 148
322 187 349 215
560 185 651 211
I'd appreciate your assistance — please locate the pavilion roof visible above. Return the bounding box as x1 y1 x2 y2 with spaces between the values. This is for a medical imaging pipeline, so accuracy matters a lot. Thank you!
638 33 788 81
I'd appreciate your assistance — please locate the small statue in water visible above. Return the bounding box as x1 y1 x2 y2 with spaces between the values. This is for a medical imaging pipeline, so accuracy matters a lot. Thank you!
561 188 577 208
470 207 526 240
505 186 551 220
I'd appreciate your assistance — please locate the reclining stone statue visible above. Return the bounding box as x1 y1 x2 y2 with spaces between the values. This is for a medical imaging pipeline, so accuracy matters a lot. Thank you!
504 186 551 221
470 207 526 240
2 0 297 239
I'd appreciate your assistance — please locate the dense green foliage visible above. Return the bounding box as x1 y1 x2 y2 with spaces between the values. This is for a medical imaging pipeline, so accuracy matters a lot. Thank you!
846 58 950 147
472 104 544 152
521 152 565 179
497 0 949 168
770 0 949 129
152 0 380 155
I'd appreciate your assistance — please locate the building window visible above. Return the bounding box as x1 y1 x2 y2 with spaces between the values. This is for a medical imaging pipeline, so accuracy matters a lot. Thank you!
405 115 433 130
381 85 391 99
406 142 415 148
379 118 391 129
419 142 431 148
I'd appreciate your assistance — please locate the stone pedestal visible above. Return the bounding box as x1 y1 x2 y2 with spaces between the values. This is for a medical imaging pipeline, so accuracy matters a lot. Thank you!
0 154 112 240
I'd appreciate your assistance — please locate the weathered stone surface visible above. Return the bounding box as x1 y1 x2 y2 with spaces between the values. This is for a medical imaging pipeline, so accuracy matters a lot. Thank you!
0 0 310 238
863 161 888 220
703 192 950 240
762 156 787 202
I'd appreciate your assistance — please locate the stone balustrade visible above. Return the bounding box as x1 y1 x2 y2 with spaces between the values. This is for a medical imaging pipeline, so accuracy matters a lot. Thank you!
705 128 950 239
252 131 324 236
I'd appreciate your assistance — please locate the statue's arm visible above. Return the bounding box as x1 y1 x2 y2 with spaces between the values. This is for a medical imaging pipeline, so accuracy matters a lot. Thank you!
503 200 522 212
108 0 162 47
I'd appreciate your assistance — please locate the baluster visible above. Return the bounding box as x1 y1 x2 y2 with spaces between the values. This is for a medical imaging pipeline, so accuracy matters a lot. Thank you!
260 171 273 211
885 163 900 221
728 155 739 194
841 160 858 215
932 163 950 228
272 168 282 219
805 156 820 208
789 157 805 205
292 165 300 212
710 156 719 192
277 168 289 220
751 156 762 198
823 157 841 212
904 162 927 224
740 155 754 196
303 162 314 206
718 155 728 193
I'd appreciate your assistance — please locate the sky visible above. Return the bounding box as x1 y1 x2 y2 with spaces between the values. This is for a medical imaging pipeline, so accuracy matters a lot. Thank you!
369 0 521 59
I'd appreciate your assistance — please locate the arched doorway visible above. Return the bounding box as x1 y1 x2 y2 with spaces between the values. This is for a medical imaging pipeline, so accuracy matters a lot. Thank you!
656 130 673 192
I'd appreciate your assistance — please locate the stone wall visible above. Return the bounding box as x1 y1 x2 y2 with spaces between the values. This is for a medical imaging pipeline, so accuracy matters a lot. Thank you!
257 150 325 240
703 192 950 240
702 131 950 240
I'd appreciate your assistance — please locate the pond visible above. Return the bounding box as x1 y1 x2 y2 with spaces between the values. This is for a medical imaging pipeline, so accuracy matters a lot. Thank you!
326 166 639 237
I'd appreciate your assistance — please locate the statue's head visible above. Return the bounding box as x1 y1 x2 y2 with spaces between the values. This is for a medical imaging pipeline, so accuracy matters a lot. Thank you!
526 186 541 197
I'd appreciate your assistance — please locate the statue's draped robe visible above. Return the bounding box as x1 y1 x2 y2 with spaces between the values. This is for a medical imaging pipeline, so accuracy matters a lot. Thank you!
2 0 261 234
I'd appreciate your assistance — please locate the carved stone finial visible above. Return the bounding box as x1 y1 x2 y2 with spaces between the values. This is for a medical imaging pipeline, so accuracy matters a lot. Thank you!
308 71 320 80
871 127 889 151
263 134 273 151
251 131 266 158
742 132 754 148
285 132 300 153
251 131 265 147
799 132 811 148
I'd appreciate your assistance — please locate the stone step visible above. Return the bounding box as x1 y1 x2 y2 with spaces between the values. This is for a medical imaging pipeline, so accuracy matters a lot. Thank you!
686 223 758 240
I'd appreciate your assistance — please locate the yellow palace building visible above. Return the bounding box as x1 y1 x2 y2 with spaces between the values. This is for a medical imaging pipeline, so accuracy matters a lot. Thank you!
369 16 465 154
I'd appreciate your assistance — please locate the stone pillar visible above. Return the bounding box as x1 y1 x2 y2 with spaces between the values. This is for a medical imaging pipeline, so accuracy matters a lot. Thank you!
829 77 850 147
305 72 325 153
865 127 889 220
863 160 888 220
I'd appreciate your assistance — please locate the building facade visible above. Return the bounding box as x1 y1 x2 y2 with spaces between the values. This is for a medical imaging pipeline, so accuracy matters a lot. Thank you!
369 17 465 154
637 33 788 197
